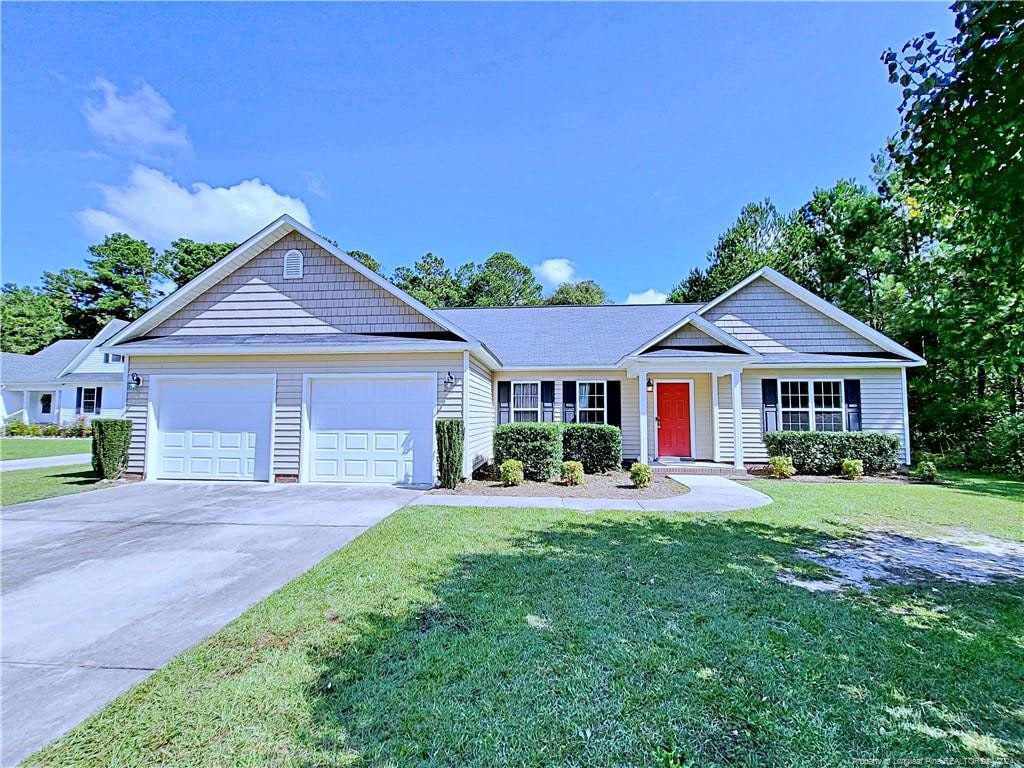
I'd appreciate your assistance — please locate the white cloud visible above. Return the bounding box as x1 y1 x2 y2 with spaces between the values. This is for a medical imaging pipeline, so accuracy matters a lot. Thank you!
625 289 669 305
534 258 576 287
301 171 329 199
77 165 312 248
83 77 191 158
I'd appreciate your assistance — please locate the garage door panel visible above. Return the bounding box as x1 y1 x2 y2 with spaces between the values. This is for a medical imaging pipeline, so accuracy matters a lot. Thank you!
308 377 433 484
155 379 272 481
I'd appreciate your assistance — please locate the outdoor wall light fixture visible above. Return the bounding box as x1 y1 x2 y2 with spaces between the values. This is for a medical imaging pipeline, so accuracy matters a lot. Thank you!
646 377 654 393
444 371 457 391
127 372 142 391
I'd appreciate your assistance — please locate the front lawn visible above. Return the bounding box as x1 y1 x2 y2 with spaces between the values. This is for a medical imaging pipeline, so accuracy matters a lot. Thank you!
28 476 1023 767
0 464 100 507
0 437 92 461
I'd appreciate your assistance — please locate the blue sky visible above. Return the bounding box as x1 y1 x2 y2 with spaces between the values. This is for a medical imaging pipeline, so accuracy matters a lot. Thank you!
2 2 953 303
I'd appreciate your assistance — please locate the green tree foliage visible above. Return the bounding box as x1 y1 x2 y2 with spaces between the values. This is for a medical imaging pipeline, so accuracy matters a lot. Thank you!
392 253 473 308
668 200 813 303
347 250 381 274
464 252 543 307
40 268 99 338
0 284 66 353
545 280 608 306
86 233 164 321
162 239 237 288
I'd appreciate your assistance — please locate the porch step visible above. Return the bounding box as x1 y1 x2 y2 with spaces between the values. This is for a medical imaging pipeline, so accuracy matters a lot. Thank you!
650 462 751 478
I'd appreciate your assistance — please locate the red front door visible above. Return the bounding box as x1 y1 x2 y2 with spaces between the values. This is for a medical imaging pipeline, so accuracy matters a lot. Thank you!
657 383 692 457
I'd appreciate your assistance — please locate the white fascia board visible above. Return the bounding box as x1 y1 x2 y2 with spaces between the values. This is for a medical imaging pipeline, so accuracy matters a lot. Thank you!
112 342 481 356
746 359 927 369
617 312 758 365
697 267 926 364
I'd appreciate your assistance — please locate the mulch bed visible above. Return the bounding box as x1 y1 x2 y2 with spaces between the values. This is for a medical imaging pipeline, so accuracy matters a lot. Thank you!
430 470 689 499
747 470 918 484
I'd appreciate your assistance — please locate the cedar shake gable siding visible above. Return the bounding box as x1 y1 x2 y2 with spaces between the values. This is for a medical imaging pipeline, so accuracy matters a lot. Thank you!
150 234 446 338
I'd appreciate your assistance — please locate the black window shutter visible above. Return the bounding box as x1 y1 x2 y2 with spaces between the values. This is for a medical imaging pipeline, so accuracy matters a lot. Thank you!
497 381 511 424
606 380 621 427
562 381 576 423
541 381 555 422
761 378 778 434
844 379 862 431
75 387 83 415
95 387 103 413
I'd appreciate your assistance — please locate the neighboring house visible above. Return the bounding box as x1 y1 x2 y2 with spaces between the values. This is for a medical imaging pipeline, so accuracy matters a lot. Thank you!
101 215 924 485
1 319 129 425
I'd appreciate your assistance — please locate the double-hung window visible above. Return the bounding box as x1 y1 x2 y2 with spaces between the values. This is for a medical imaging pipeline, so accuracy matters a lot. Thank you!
512 382 540 422
577 381 606 424
779 379 844 432
80 387 99 415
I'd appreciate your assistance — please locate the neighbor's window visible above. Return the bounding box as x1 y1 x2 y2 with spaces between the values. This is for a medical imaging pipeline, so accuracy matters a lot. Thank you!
779 379 844 432
40 394 52 414
577 381 606 424
103 353 124 364
512 382 540 422
81 387 98 415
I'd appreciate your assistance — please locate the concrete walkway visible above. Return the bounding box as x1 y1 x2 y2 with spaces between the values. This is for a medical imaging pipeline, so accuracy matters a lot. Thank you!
425 475 773 513
0 453 92 471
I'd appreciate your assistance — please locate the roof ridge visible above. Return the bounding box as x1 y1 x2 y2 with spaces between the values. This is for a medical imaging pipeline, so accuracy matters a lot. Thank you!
439 303 695 311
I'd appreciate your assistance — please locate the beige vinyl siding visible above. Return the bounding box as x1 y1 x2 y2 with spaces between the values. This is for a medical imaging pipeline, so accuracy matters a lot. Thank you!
124 352 463 477
492 370 640 460
151 233 444 337
659 326 722 348
732 367 907 462
645 373 714 461
705 277 885 354
465 356 495 470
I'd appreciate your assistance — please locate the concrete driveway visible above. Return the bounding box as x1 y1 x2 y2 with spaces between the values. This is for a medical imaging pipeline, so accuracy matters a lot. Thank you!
0 481 423 765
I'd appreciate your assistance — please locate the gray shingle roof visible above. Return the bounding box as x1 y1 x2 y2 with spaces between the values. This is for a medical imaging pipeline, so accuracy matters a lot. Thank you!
114 333 471 351
1 340 90 384
437 304 702 367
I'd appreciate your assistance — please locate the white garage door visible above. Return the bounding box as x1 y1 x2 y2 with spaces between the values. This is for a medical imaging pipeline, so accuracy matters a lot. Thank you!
307 375 435 484
154 378 273 481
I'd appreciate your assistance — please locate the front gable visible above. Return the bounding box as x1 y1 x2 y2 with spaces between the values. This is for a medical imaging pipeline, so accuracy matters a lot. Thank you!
701 276 886 355
150 232 447 337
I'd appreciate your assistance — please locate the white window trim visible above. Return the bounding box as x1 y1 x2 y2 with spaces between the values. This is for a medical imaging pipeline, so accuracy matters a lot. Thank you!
576 380 607 424
778 378 845 433
40 393 53 414
80 387 99 415
512 381 541 423
104 353 124 364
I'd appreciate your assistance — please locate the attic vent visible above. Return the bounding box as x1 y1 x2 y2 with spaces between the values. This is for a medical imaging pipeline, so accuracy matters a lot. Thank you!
283 249 304 279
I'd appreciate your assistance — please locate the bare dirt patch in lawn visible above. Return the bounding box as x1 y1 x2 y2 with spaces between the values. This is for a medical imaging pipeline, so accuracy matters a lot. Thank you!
430 471 688 499
780 528 1024 592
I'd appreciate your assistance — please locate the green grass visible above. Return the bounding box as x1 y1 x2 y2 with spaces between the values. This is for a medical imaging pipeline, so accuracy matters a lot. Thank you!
0 437 92 460
0 464 100 507
28 476 1024 767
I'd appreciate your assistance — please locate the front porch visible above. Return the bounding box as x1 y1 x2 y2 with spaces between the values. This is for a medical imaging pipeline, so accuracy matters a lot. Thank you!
1 388 60 425
630 366 749 470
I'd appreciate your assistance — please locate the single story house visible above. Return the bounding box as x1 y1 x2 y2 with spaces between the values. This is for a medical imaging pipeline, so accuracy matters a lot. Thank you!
1 319 129 425
101 215 924 484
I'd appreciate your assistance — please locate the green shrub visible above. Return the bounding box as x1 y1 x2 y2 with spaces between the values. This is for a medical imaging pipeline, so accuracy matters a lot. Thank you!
435 419 464 489
913 460 940 483
630 462 653 489
766 455 796 479
763 431 902 475
63 417 92 438
561 460 584 486
91 419 132 480
4 420 34 436
841 458 864 480
41 424 62 437
493 423 563 481
562 424 622 474
500 459 524 487
965 414 1024 478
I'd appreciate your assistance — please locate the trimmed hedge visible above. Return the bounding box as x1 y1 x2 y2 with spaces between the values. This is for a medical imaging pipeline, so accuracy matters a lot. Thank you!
562 424 622 474
493 423 563 481
630 462 653 488
763 431 902 475
500 459 524 486
561 460 584 486
435 419 464 489
91 418 132 480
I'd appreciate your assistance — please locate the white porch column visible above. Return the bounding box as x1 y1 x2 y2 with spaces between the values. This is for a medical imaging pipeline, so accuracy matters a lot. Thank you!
21 391 30 424
637 369 649 463
731 370 744 469
711 373 721 463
